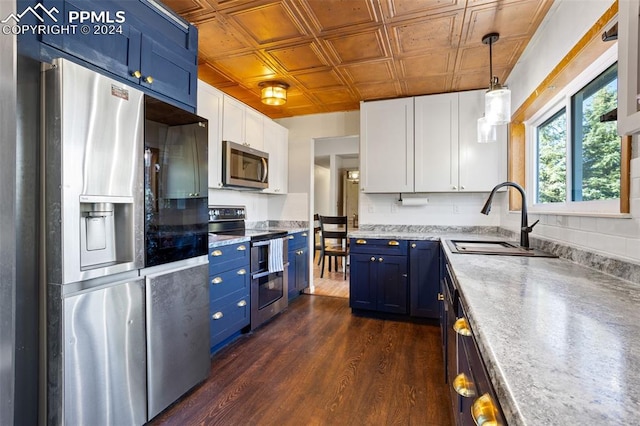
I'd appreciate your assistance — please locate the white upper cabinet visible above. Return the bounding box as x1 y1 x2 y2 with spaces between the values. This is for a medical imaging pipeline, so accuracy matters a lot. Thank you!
263 120 289 194
197 80 223 189
360 90 505 193
414 93 459 192
457 90 506 192
360 98 414 193
222 95 265 150
618 0 640 135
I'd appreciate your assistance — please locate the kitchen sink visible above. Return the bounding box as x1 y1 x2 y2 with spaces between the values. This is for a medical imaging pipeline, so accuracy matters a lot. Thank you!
446 239 557 258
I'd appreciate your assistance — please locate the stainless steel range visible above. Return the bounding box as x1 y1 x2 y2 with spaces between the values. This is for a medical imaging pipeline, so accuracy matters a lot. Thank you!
208 206 289 329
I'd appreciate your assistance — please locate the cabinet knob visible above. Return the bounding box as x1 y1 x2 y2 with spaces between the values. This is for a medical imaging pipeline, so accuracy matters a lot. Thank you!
411 243 417 248
378 257 383 262
237 269 246 275
288 235 295 239
452 185 457 190
237 245 247 251
437 293 444 301
301 232 308 237
237 300 247 308
461 186 465 190
211 277 223 285
453 318 472 336
471 394 501 426
370 257 376 262
131 70 141 78
212 312 223 320
144 75 154 84
453 373 476 398
218 182 223 187
211 249 223 257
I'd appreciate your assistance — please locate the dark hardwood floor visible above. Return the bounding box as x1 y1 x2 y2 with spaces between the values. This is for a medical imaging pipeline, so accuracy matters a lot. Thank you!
149 295 453 426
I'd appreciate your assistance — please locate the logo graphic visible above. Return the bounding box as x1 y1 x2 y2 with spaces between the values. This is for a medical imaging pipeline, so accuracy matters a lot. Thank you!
1 3 59 23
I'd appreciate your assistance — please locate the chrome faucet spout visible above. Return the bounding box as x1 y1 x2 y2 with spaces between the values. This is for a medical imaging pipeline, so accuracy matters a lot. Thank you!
480 181 537 249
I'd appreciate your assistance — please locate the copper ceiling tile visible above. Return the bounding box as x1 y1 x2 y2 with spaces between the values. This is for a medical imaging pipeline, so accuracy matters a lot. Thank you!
229 2 308 45
197 16 252 58
355 82 402 100
161 0 210 16
215 53 276 80
382 0 464 20
324 28 388 64
390 12 462 55
312 88 358 104
451 70 501 92
456 38 524 75
404 75 449 95
340 60 395 84
323 102 360 113
400 53 452 79
298 0 380 32
294 69 345 90
198 63 236 86
268 42 329 72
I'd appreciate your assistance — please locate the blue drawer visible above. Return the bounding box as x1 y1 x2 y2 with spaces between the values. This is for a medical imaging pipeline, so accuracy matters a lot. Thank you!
209 266 250 302
287 231 309 251
349 238 408 255
209 241 249 274
210 290 250 349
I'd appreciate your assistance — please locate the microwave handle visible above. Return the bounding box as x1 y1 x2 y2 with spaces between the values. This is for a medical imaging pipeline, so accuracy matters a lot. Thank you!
261 157 268 183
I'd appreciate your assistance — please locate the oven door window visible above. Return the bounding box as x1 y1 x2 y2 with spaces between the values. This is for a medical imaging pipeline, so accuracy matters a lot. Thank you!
257 273 284 309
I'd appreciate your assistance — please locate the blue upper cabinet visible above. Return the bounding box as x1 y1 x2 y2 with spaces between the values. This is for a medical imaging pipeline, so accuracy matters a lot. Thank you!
18 0 198 111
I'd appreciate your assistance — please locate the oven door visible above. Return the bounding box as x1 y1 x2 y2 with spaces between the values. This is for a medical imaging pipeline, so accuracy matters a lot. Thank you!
250 238 288 329
223 140 269 189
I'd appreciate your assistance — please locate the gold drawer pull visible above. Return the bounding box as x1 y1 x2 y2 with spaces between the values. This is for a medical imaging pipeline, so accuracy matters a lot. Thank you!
237 245 247 251
356 239 367 245
212 312 223 320
144 75 154 84
211 249 223 256
453 373 475 398
288 235 294 239
131 70 142 78
471 393 501 426
453 318 472 336
237 300 247 308
237 268 246 275
388 240 399 246
411 243 417 248
211 277 223 285
301 232 308 237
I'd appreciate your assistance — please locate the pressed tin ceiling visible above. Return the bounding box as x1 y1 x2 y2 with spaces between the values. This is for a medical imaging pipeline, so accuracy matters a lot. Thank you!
162 0 554 119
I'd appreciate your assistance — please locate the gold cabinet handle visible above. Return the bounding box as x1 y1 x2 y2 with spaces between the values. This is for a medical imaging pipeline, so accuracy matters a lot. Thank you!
302 232 308 237
237 269 246 275
211 249 223 257
388 240 399 246
411 243 417 248
453 373 475 398
454 318 472 336
437 293 444 301
288 235 294 239
212 312 223 320
237 245 247 251
131 70 141 78
471 393 501 426
356 239 367 245
237 300 247 308
211 277 223 285
144 75 154 84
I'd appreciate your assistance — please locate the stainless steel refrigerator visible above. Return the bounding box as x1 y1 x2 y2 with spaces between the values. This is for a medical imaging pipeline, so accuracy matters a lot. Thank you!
42 58 209 425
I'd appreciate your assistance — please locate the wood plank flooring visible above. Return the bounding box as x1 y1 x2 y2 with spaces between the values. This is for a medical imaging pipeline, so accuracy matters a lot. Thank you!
148 295 453 426
311 255 349 298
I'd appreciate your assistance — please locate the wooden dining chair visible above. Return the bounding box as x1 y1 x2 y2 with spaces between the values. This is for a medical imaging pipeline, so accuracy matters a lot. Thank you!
319 215 348 279
313 213 322 265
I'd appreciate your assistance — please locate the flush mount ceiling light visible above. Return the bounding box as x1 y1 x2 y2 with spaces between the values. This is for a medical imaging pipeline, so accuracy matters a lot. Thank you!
259 81 289 106
482 33 511 125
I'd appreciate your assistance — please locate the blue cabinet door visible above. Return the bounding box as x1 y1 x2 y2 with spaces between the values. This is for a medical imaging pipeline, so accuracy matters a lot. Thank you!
409 240 440 318
295 246 309 293
349 253 377 310
376 255 408 314
287 248 298 300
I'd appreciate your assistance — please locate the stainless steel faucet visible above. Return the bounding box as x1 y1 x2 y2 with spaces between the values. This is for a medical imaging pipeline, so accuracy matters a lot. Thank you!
480 181 539 249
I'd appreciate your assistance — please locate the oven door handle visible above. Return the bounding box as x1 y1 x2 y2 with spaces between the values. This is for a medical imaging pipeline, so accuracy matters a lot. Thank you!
252 240 271 247
251 263 290 280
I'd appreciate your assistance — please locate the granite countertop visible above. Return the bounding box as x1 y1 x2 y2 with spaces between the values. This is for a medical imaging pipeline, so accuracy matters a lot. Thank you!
349 229 640 425
208 227 309 248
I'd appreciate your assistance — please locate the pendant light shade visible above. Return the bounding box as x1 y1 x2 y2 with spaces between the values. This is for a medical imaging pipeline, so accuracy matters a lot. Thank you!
259 81 289 106
482 33 511 125
477 116 497 143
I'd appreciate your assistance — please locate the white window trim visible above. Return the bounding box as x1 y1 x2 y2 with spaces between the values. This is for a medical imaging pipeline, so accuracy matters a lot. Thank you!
524 44 620 216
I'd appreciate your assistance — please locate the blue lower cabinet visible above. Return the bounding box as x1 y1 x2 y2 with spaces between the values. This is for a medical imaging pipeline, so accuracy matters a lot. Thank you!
209 291 250 352
287 231 309 300
349 239 409 314
209 266 249 301
408 240 440 319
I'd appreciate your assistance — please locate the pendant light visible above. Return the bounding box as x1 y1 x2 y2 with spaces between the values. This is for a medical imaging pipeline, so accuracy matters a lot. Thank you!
259 81 289 106
477 115 497 143
482 33 511 125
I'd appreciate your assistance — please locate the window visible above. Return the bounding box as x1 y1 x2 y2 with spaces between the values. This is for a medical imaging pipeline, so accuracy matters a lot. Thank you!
528 51 620 214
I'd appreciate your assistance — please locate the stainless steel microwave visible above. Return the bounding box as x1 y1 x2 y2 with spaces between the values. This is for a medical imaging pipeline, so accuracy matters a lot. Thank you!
222 140 269 189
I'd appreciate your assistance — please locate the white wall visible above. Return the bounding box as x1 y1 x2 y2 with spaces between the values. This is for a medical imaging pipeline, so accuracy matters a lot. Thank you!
503 0 640 264
208 188 269 222
314 164 331 216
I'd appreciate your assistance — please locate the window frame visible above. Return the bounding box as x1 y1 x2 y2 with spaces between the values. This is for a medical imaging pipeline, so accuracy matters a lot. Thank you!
525 44 619 214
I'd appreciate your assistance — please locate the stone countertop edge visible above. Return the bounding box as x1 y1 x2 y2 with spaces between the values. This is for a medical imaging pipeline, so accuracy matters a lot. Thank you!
208 234 250 248
349 229 640 425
